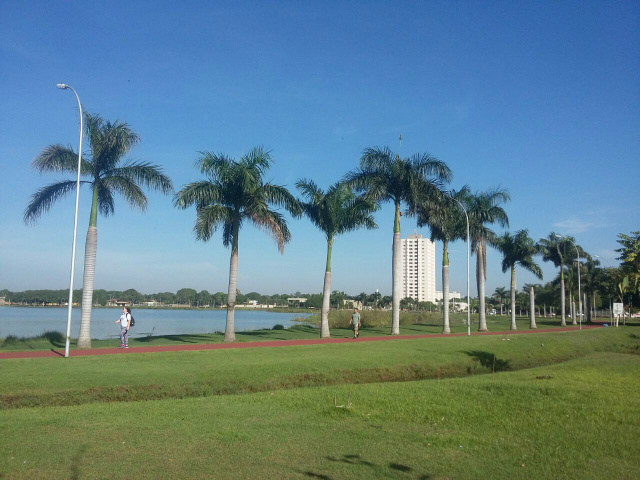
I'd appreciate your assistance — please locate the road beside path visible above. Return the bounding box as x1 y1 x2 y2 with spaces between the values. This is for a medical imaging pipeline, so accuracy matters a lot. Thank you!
0 325 602 360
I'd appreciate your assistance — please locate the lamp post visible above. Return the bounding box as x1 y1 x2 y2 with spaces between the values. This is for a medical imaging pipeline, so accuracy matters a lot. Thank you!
452 197 471 336
594 255 613 324
57 83 83 358
556 234 582 330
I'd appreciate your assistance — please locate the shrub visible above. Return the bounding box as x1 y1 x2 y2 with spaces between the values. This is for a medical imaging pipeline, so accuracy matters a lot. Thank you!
2 335 20 345
272 324 285 330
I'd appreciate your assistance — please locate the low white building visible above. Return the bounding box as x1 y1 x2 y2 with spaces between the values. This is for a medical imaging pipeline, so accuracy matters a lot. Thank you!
435 291 462 301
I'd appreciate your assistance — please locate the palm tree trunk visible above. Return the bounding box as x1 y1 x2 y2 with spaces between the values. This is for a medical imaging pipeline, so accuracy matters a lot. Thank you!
391 203 401 335
320 238 332 338
530 286 537 329
560 267 566 327
77 187 99 349
477 247 488 331
224 224 239 342
510 267 517 330
571 295 577 325
442 240 450 334
77 226 97 349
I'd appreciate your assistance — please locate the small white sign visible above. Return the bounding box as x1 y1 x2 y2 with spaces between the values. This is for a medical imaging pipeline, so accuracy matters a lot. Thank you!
613 303 624 315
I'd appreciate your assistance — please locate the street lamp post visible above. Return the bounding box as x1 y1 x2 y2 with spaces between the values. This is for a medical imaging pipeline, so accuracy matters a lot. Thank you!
57 83 83 358
452 197 471 336
556 234 582 330
594 255 613 324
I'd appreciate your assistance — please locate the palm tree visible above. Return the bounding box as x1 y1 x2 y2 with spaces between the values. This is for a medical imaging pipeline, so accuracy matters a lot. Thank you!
25 113 173 348
296 180 377 338
582 256 602 323
493 287 508 315
466 188 510 331
523 283 543 328
417 186 468 333
538 233 576 326
495 230 543 330
175 147 301 342
345 145 452 335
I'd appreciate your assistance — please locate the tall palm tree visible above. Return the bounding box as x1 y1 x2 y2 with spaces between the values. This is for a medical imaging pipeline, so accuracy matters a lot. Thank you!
417 186 468 333
493 287 508 315
496 230 543 330
25 113 173 348
296 180 378 338
581 256 601 323
538 233 576 326
345 145 452 335
466 188 510 331
522 283 543 328
175 147 301 342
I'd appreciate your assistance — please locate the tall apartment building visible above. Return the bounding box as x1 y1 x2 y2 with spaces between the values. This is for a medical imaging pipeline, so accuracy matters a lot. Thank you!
401 232 436 303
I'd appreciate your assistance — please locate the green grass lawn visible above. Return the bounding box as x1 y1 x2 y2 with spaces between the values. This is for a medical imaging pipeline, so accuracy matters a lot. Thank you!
1 327 639 479
0 311 608 352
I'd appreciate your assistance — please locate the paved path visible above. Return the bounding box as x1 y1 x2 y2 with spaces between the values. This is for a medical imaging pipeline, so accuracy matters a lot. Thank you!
0 325 601 360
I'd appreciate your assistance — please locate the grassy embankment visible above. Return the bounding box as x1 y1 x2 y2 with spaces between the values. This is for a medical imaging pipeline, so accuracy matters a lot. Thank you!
0 311 578 352
1 326 639 478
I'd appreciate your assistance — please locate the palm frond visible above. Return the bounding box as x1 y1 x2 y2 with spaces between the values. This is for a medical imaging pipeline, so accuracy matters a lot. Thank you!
174 181 225 209
410 153 453 183
24 180 88 224
105 162 173 194
194 205 233 242
249 209 290 254
96 182 115 217
32 145 92 175
360 147 394 171
102 176 147 211
242 146 272 176
262 184 302 217
296 178 324 203
197 151 235 180
86 113 140 173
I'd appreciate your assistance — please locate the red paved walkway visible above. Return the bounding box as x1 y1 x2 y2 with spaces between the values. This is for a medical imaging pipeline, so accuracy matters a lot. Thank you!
0 325 600 360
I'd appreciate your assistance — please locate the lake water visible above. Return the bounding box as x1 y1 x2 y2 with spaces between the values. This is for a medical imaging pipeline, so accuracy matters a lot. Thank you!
0 306 313 340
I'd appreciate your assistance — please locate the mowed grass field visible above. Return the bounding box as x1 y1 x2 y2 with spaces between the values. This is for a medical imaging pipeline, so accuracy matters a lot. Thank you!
0 311 597 351
1 326 639 479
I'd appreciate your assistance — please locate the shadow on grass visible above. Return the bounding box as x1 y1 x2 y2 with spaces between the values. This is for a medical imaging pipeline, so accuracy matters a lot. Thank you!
71 445 87 480
135 334 216 344
43 330 65 348
464 350 512 372
300 454 429 479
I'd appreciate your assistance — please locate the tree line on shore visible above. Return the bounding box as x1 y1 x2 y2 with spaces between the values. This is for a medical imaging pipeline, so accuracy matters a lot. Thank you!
23 112 640 347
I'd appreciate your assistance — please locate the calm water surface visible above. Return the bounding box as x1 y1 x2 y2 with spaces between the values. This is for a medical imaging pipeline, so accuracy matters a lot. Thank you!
0 306 312 340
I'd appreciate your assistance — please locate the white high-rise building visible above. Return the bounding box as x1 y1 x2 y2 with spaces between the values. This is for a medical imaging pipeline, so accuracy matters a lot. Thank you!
401 232 436 303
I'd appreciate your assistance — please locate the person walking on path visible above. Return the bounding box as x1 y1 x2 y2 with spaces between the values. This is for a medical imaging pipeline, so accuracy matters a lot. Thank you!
350 308 361 339
114 307 131 348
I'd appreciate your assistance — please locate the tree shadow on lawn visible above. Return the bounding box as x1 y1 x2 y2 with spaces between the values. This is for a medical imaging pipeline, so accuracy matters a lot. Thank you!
134 334 217 344
399 323 443 333
296 454 430 479
464 350 512 372
70 444 87 480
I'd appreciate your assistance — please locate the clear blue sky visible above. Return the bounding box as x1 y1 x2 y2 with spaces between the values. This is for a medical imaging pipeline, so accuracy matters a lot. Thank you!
1 1 638 297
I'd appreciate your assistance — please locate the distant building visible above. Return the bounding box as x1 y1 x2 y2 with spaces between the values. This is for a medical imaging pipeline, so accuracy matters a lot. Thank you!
401 232 436 303
287 297 307 307
435 291 462 301
106 299 128 307
0 297 6 306
343 299 363 310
